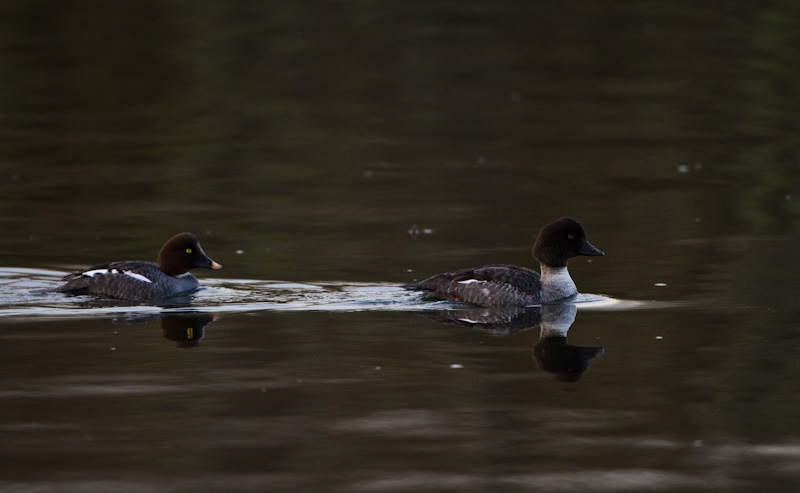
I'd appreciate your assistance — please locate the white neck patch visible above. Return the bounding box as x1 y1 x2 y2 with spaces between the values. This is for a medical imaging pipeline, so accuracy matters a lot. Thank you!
539 265 577 301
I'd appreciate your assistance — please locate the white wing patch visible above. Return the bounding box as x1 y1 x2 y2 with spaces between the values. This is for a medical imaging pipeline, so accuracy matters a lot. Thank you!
457 279 483 285
123 271 153 283
81 268 152 283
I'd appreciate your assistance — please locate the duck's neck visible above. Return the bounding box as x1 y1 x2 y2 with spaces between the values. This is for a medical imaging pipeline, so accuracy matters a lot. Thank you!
539 264 577 302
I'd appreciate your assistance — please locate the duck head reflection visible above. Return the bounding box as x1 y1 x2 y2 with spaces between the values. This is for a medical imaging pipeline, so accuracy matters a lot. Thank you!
533 304 604 382
418 303 603 382
111 311 218 348
159 313 217 348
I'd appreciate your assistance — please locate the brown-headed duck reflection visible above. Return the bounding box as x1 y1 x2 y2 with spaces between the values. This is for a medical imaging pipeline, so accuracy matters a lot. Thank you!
419 303 603 382
533 304 603 382
111 311 218 348
159 313 217 348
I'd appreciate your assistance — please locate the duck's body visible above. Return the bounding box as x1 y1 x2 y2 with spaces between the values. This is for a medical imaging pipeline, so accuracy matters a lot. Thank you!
49 233 222 300
55 260 205 300
405 218 603 307
411 264 576 307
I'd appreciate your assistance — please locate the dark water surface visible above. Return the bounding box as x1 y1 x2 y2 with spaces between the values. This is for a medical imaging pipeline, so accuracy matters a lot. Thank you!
3 1 800 491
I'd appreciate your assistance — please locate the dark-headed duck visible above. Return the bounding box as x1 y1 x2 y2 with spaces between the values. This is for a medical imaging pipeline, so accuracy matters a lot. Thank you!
48 232 222 300
405 217 603 307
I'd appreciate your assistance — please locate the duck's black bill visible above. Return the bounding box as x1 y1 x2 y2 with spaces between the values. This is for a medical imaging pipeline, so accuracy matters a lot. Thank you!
579 241 604 256
197 255 223 270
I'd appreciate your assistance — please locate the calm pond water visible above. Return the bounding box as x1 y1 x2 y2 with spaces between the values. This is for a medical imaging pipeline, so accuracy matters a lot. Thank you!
3 1 800 491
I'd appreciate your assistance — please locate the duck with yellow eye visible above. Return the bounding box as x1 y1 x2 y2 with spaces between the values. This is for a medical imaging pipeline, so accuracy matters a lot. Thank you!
45 232 222 300
404 217 603 307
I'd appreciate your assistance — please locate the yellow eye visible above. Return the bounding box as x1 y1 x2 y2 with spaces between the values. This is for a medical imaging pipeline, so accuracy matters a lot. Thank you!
567 234 574 240
186 248 193 254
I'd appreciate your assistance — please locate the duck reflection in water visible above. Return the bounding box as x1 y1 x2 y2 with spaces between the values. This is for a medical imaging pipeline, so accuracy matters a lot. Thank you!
159 313 217 348
533 304 604 383
111 311 218 349
66 294 197 310
421 303 603 382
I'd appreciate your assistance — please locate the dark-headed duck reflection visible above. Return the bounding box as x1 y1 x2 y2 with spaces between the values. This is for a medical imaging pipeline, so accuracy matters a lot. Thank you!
112 311 218 348
419 303 603 382
159 313 216 348
420 305 544 335
533 304 603 382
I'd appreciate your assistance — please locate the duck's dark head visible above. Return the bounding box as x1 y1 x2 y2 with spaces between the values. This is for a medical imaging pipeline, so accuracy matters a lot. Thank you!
157 232 223 276
532 217 604 268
